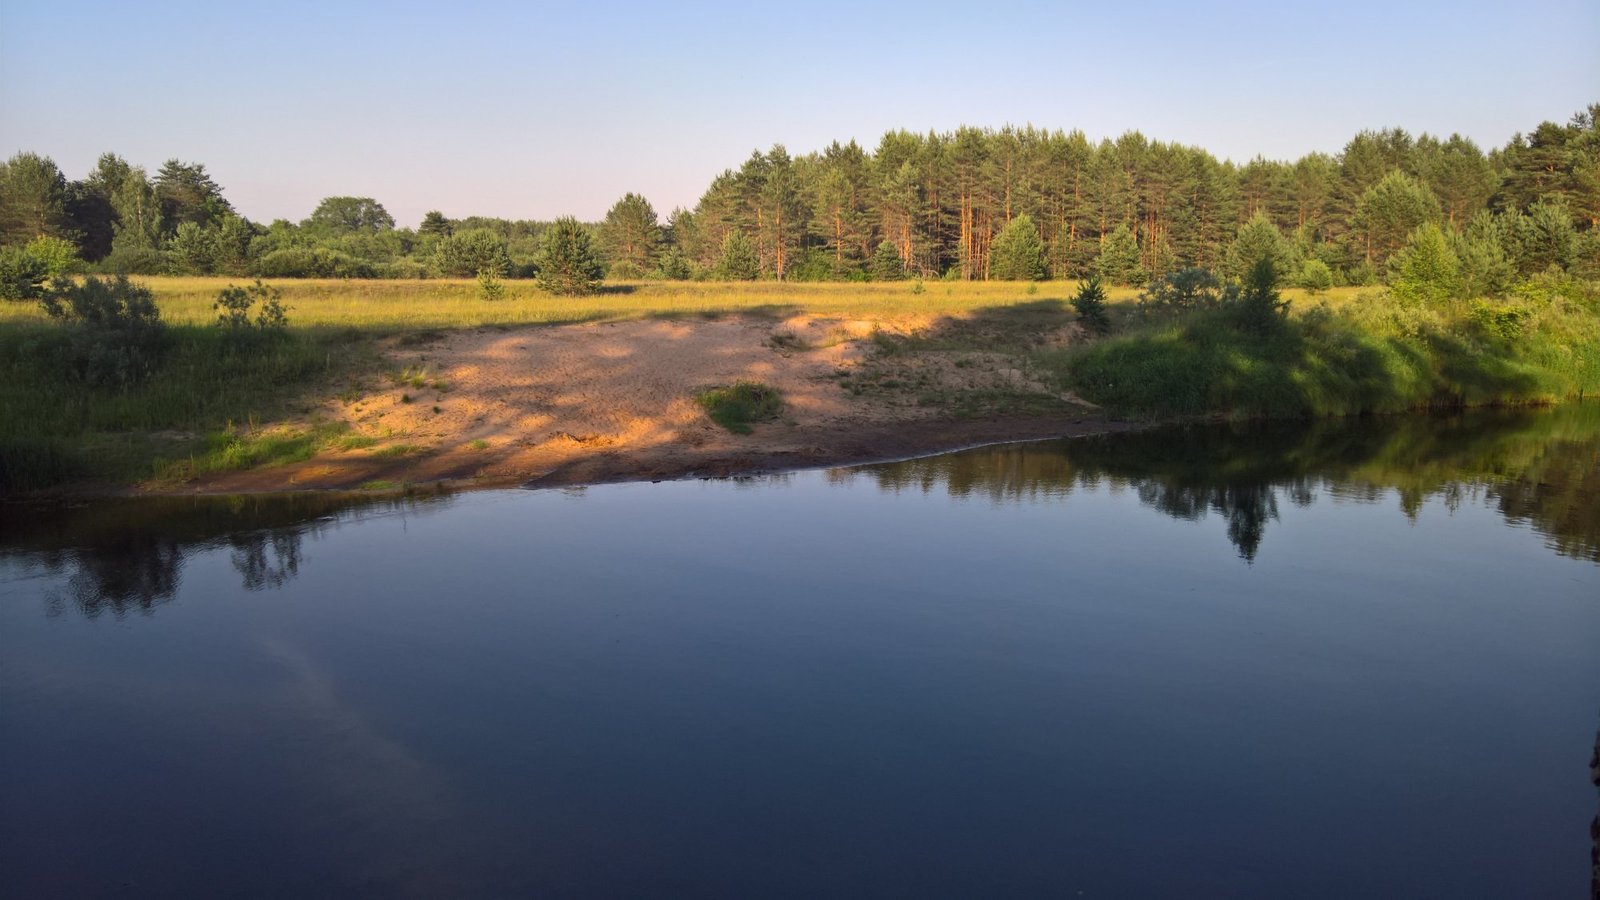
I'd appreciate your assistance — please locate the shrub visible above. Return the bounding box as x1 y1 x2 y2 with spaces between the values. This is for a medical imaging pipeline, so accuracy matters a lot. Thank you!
215 280 290 334
1140 266 1223 312
695 381 784 433
1468 300 1534 342
253 247 376 278
477 268 505 300
433 228 512 279
1298 259 1334 294
39 275 168 385
23 235 79 276
98 245 167 275
655 246 692 280
0 246 49 300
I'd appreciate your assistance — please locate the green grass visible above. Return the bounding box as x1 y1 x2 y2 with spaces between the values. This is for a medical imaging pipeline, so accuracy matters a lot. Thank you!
0 273 1585 493
1042 275 1600 419
695 381 785 434
0 276 1316 331
0 320 376 492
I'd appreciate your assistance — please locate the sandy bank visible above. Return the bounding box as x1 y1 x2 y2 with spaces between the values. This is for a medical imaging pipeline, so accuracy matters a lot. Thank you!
166 314 1116 494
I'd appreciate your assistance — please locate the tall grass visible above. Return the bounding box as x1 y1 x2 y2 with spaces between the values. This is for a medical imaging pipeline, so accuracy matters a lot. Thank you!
0 322 372 492
0 277 1358 331
1043 275 1600 419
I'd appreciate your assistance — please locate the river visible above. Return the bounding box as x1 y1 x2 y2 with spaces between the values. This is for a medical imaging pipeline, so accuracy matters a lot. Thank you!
3 406 1597 897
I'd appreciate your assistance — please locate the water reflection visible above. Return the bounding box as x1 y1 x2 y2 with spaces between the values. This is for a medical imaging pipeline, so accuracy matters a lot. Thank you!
1 490 454 617
848 404 1600 564
1592 723 1599 899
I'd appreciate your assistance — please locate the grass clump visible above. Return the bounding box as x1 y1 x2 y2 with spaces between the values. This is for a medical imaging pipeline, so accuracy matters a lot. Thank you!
695 381 785 434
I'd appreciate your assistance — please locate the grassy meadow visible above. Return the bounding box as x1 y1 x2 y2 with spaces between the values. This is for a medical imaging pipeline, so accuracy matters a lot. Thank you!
4 274 1594 494
0 276 1174 330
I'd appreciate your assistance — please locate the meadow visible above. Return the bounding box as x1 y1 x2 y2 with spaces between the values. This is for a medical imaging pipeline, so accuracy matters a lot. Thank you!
0 276 1180 330
5 275 1593 495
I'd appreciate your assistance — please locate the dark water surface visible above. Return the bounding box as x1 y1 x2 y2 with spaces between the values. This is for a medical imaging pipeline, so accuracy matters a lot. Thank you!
3 407 1598 898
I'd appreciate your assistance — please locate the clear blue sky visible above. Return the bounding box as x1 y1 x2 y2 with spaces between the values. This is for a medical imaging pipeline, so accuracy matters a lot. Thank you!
2 0 1594 227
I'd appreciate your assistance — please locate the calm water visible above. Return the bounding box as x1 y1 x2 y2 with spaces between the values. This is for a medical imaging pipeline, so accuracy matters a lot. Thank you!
2 407 1598 898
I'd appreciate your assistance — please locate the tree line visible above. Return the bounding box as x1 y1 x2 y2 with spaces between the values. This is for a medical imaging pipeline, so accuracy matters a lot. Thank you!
2 104 1595 290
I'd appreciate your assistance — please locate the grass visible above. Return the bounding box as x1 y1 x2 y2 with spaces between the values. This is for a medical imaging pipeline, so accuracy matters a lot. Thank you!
0 276 1318 331
695 381 785 434
0 320 377 492
0 273 1586 493
1042 275 1600 419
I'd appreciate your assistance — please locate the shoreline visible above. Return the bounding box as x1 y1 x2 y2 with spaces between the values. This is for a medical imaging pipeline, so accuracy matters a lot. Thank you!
3 416 1138 502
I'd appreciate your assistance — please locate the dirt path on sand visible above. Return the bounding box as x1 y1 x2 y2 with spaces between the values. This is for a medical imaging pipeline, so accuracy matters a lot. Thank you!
178 314 1119 493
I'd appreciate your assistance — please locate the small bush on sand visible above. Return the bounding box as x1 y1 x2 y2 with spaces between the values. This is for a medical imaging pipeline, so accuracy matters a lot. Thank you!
696 381 784 434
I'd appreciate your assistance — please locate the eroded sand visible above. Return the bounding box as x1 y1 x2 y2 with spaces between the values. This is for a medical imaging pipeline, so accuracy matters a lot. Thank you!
185 315 1114 493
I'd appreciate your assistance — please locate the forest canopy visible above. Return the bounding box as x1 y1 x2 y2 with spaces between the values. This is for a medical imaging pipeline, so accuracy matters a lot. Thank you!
1 104 1595 288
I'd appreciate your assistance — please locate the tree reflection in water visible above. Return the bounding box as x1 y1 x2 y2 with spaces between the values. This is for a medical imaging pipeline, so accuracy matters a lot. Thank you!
1591 722 1599 900
229 530 304 591
848 403 1600 564
2 489 454 618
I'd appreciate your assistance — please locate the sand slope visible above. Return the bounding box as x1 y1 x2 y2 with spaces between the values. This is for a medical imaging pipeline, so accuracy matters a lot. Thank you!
183 315 1112 493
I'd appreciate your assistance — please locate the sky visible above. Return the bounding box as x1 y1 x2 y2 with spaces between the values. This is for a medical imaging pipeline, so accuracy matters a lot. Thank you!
2 0 1595 228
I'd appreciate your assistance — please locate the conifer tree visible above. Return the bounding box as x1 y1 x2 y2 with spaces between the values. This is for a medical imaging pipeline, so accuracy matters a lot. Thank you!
870 241 905 280
535 217 604 295
1071 274 1111 334
1094 223 1143 286
715 231 759 280
988 215 1047 280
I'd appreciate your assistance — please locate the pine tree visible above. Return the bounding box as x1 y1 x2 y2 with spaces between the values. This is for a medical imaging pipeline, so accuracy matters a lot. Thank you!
418 211 452 239
870 241 905 280
988 214 1047 280
598 193 661 279
715 231 759 280
1354 171 1441 267
1071 274 1111 335
1224 213 1298 282
1094 223 1142 286
1388 222 1461 306
1231 258 1288 335
535 217 604 295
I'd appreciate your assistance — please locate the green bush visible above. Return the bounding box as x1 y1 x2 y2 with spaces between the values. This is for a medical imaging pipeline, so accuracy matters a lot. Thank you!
1054 271 1599 420
1140 266 1223 312
215 280 290 334
696 381 784 433
253 247 376 278
98 245 168 275
1468 300 1534 342
24 235 80 276
40 275 169 386
0 246 49 301
477 269 505 301
1298 259 1334 294
434 228 511 278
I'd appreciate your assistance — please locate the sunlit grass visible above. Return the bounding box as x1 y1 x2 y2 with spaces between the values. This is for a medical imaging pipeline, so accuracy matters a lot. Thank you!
0 276 1366 331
